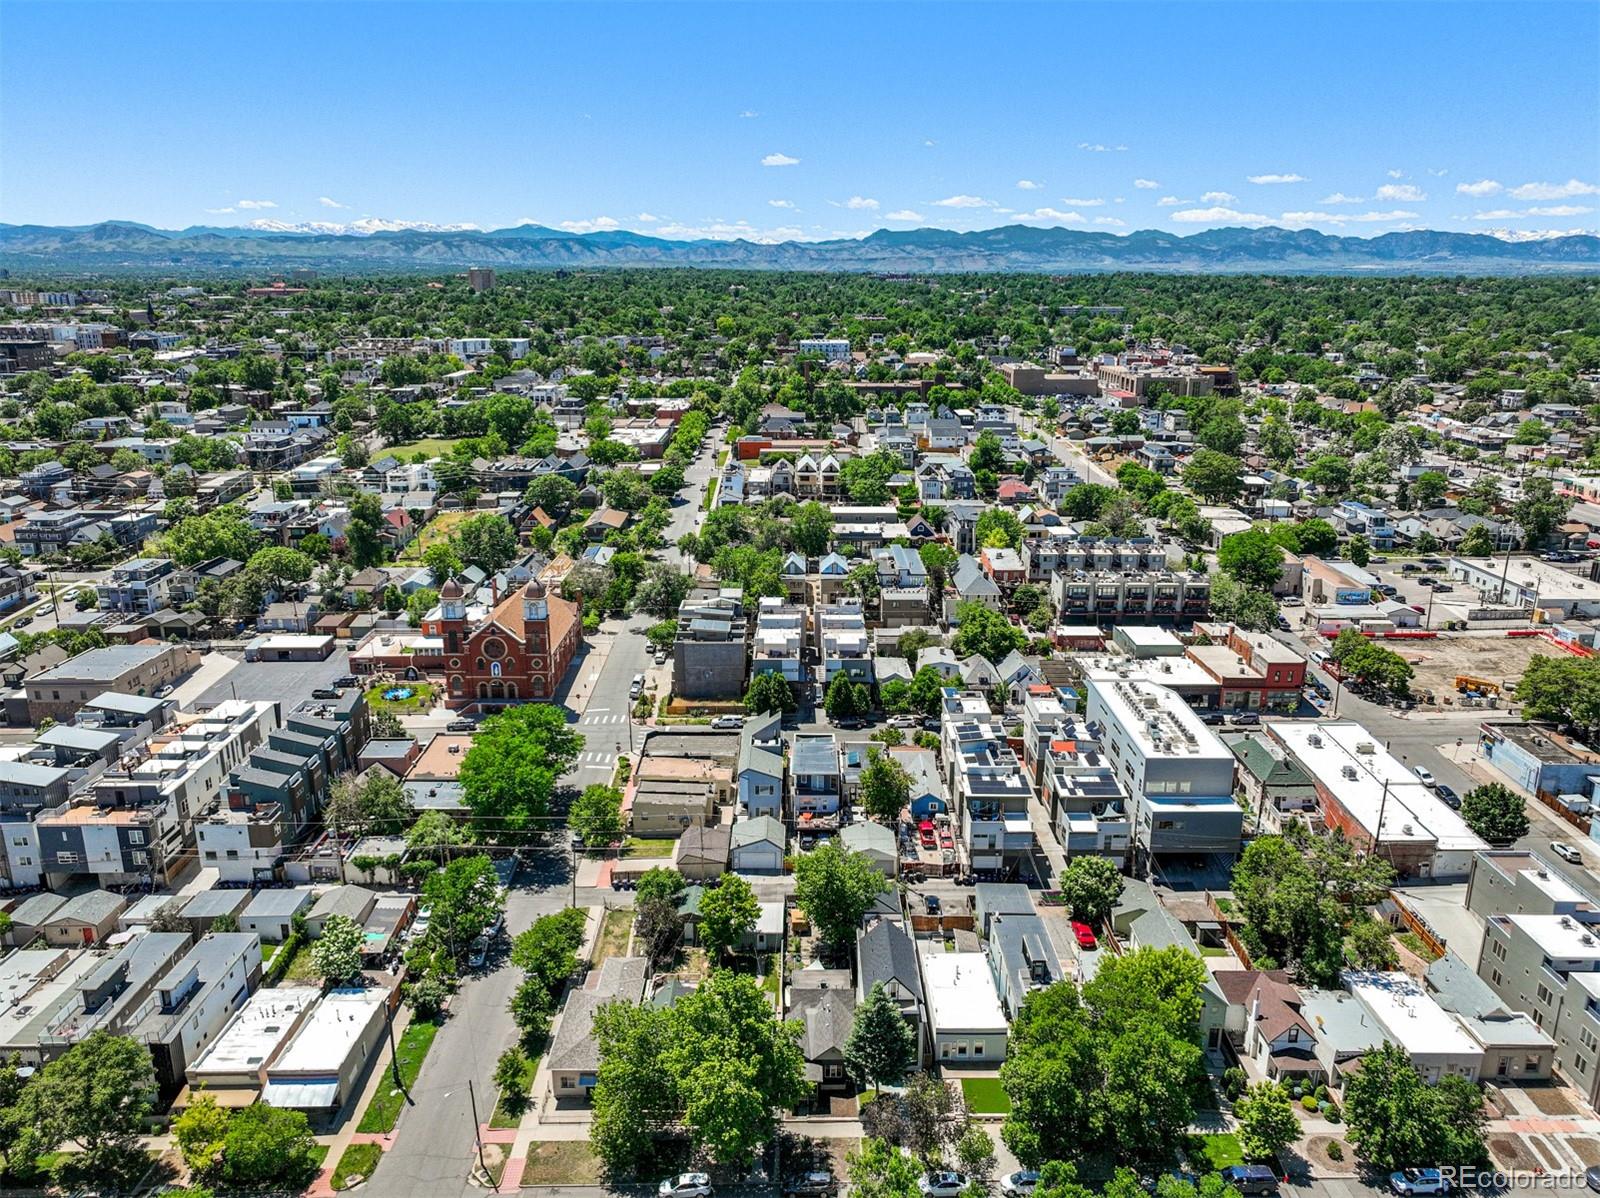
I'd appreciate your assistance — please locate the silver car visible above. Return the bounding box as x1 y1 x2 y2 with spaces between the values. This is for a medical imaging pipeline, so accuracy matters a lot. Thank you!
660 1174 713 1198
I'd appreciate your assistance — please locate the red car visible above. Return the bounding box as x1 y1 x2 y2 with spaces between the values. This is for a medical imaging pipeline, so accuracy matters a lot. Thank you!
918 820 936 849
1070 920 1098 950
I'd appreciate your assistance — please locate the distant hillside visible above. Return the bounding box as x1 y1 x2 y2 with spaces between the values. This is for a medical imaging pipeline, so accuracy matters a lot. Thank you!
2 220 1598 275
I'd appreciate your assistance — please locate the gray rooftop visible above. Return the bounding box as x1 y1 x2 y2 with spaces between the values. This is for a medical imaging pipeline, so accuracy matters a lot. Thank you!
181 888 251 919
48 889 125 927
859 918 923 1001
731 815 785 849
34 642 175 683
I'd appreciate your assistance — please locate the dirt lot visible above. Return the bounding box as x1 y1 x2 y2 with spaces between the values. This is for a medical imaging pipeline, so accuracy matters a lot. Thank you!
1382 635 1566 706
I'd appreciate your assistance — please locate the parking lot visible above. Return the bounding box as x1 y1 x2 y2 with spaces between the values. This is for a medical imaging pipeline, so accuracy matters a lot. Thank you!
193 648 357 708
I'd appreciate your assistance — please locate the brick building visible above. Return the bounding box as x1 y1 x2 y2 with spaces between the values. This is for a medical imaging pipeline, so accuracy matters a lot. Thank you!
430 576 582 709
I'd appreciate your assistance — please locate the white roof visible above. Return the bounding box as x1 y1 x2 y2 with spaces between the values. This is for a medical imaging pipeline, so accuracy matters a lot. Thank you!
1503 913 1600 962
1343 971 1481 1057
189 987 318 1078
267 986 385 1076
1086 676 1232 764
921 951 1008 1034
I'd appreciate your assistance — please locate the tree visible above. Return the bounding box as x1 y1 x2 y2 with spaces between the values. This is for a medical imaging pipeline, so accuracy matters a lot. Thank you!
905 664 948 716
920 542 959 594
1056 856 1124 924
633 562 692 617
310 914 364 984
789 501 835 557
1345 916 1399 970
10 1031 156 1169
496 1045 533 1117
793 841 890 947
525 474 579 521
160 506 262 565
459 704 582 835
1217 530 1285 592
406 809 471 864
220 1104 317 1187
1209 574 1279 632
951 600 1026 663
1234 1082 1300 1162
1182 449 1243 503
746 671 797 715
452 512 520 574
510 906 587 1034
844 982 919 1093
1230 835 1346 985
372 709 407 739
570 783 623 845
636 866 687 906
1411 470 1449 510
1460 782 1529 843
173 1091 231 1180
1347 534 1371 567
847 1136 922 1198
825 671 865 719
422 854 505 958
325 770 414 839
245 546 314 594
1514 477 1571 549
1303 454 1352 496
974 508 1024 550
1459 523 1495 556
1343 1043 1487 1170
859 750 913 823
698 874 759 960
636 894 684 966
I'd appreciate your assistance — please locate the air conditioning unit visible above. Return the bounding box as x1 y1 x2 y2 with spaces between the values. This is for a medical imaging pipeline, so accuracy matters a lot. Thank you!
1341 765 1358 780
1308 733 1323 747
1356 741 1376 754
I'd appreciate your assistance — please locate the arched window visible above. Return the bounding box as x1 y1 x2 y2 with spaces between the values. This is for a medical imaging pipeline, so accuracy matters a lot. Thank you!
477 683 489 699
506 683 519 699
490 661 502 678
475 657 486 670
450 675 463 695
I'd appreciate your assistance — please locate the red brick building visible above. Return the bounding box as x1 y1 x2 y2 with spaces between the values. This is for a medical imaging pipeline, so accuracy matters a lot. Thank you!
429 576 582 709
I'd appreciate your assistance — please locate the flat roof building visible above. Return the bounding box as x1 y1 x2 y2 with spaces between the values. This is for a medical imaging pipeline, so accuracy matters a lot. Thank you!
187 986 318 1093
262 985 388 1119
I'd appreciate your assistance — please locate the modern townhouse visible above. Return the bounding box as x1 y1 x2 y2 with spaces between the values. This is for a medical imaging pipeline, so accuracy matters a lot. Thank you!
941 690 1033 875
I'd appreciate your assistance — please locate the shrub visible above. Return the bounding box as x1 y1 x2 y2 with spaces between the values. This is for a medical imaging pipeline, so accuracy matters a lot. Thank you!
1302 1094 1320 1111
1223 1066 1247 1100
1325 1104 1342 1123
1315 1084 1329 1101
1327 1140 1344 1161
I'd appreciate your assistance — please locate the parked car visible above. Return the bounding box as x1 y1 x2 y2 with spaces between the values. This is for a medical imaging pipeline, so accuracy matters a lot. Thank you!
924 894 942 916
785 1173 838 1198
1435 784 1460 809
1202 711 1227 725
1310 650 1331 666
1000 1172 1040 1198
1434 583 1454 593
467 936 489 968
630 673 646 699
1413 765 1437 788
661 1175 713 1198
888 715 921 729
1389 1169 1450 1196
1421 558 1446 569
1281 595 1303 607
710 715 744 730
1275 615 1292 631
1231 712 1260 726
334 675 359 688
1219 1166 1279 1196
1369 556 1388 564
918 1173 969 1198
446 719 477 732
1554 841 1583 864
1585 1164 1600 1193
1070 920 1097 949
918 821 936 849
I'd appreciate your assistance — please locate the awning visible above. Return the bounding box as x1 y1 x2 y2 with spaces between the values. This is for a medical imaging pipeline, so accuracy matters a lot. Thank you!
262 1080 340 1109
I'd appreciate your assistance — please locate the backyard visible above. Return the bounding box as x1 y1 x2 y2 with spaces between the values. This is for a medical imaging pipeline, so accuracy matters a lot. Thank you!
398 508 475 561
592 907 633 962
385 437 463 461
356 1018 440 1133
622 836 676 858
959 1076 1011 1114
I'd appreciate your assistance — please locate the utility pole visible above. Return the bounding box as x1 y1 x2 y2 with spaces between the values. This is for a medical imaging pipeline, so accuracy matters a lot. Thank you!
382 998 405 1092
467 1077 493 1187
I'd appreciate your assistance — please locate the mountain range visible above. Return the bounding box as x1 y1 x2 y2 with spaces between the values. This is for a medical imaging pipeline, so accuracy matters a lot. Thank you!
2 220 1598 275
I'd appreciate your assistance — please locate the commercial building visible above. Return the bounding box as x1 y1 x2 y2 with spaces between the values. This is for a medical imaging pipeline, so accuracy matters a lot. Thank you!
672 589 749 701
26 642 200 723
1343 970 1484 1084
1268 720 1487 880
1084 677 1242 861
1187 623 1306 711
922 951 1009 1064
262 985 390 1120
186 986 319 1094
1477 723 1600 807
1449 556 1600 620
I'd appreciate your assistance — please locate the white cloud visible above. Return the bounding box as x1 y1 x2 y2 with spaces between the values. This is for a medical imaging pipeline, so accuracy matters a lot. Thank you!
1280 209 1419 226
1170 206 1272 224
652 219 809 243
1377 183 1427 202
235 199 277 210
1058 196 1105 207
884 210 923 222
1200 191 1236 204
1133 178 1159 189
1078 142 1127 152
1318 192 1364 204
1156 196 1188 207
931 194 994 208
1016 179 1042 190
923 139 937 147
558 216 622 233
1387 169 1406 179
761 152 800 167
1246 173 1305 185
740 110 759 118
1019 208 1087 224
246 217 480 235
844 196 879 210
1428 168 1449 177
1456 179 1503 196
1509 178 1599 200
636 212 660 223
768 199 796 209
1471 204 1596 220
1093 216 1127 227
317 196 346 209
204 207 235 215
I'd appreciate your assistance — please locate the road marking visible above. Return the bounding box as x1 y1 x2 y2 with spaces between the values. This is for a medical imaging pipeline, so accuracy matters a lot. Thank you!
586 708 610 714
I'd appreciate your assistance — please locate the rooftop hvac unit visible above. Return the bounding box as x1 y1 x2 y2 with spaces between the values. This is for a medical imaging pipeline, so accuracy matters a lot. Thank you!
1401 823 1414 835
1341 765 1358 780
1356 742 1376 754
1308 733 1323 747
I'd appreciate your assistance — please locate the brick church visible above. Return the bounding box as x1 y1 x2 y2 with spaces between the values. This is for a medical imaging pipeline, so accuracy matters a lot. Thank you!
430 575 583 709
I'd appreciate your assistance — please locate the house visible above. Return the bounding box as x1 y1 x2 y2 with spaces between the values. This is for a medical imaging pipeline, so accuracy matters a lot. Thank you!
1424 952 1554 1082
40 889 126 947
304 885 377 937
839 822 896 876
894 747 947 819
742 901 785 953
548 956 649 1101
737 713 785 819
789 968 856 1095
178 889 252 940
672 824 730 882
984 910 1062 1021
858 918 926 1065
922 951 1009 1065
1344 970 1484 1084
1214 970 1320 1082
130 932 263 1095
789 734 842 818
240 887 315 943
730 816 785 875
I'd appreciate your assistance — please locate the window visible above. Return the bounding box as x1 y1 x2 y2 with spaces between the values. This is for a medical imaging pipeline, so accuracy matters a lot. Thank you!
1538 983 1554 1006
131 850 148 865
561 1077 574 1089
972 1042 984 1057
128 830 144 845
1491 969 1503 987
1490 937 1507 961
1577 1055 1589 1076
1581 1027 1597 1053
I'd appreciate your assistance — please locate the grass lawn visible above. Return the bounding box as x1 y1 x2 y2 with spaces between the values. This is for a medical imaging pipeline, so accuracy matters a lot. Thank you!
593 907 633 962
623 836 676 858
398 508 475 561
270 940 321 985
702 478 719 510
960 1077 1012 1114
1187 1133 1244 1170
386 437 463 460
490 1053 541 1129
518 1141 602 1186
308 1144 330 1170
365 680 437 713
261 942 280 964
356 1019 440 1133
1396 930 1443 962
332 1142 383 1191
1198 944 1230 957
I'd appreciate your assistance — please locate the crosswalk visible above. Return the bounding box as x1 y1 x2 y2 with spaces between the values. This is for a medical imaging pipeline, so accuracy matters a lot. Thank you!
575 750 618 767
579 711 629 727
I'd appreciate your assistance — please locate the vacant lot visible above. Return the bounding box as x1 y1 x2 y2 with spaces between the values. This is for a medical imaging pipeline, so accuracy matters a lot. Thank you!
399 509 475 561
518 1141 602 1186
357 1019 440 1133
1392 635 1564 705
386 437 463 460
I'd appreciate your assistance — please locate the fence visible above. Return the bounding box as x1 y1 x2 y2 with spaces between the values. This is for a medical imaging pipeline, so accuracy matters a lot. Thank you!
1388 890 1448 959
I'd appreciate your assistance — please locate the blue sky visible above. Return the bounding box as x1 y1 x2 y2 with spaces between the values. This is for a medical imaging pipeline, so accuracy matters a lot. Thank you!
3 1 1596 242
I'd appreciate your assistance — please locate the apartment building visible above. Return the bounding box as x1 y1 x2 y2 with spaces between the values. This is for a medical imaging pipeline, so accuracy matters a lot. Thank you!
1084 676 1242 863
673 589 749 701
1022 535 1178 584
96 557 176 616
941 691 1033 875
1050 568 1211 623
798 338 852 361
817 600 872 686
789 733 842 819
1042 722 1130 858
751 598 805 687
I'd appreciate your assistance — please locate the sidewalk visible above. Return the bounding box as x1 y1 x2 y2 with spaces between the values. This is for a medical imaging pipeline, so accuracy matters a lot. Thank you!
304 1004 415 1198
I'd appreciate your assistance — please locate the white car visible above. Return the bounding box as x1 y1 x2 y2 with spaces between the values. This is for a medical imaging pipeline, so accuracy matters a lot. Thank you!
1001 1171 1040 1198
1413 765 1437 788
1554 841 1584 864
1389 1169 1450 1196
660 1174 713 1198
710 715 745 730
918 1172 969 1198
888 715 922 729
